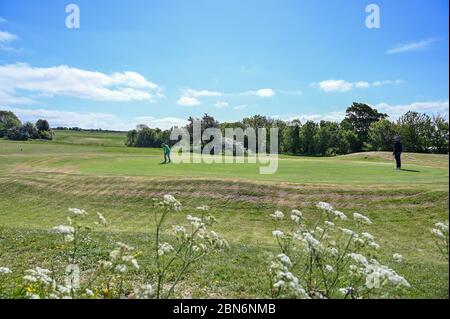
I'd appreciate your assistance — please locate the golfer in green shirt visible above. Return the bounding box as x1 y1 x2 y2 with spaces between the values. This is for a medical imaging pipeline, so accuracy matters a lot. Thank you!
162 143 171 164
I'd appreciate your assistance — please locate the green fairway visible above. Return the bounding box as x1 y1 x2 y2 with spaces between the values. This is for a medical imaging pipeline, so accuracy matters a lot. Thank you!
0 130 448 298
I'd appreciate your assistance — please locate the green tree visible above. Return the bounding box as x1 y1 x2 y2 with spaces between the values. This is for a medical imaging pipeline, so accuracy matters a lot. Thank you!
282 120 301 154
397 111 433 153
300 121 318 155
22 122 40 139
0 111 22 137
431 114 449 154
367 119 398 151
344 102 387 151
35 119 50 132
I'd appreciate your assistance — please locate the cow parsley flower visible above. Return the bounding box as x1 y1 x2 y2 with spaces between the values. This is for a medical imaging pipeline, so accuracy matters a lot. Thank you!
0 267 12 274
393 253 404 263
277 254 292 267
24 267 52 285
96 212 107 226
327 247 339 257
348 253 368 266
361 232 375 241
272 230 285 238
187 215 204 229
158 242 174 256
290 210 303 224
115 264 128 273
68 208 87 217
133 284 154 299
435 222 449 232
431 228 445 239
333 210 348 220
353 212 372 225
51 225 74 235
324 221 335 227
196 205 210 211
270 211 285 220
163 194 182 211
340 228 356 237
317 202 333 212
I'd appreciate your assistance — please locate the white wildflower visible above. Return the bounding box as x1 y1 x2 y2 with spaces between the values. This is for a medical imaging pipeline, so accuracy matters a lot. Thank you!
270 211 285 220
115 264 127 273
393 253 404 263
277 254 292 267
187 215 204 229
324 221 335 227
303 233 321 249
272 230 285 238
328 247 339 257
196 205 210 211
325 265 334 272
96 212 107 226
163 194 182 211
361 232 375 241
431 228 445 238
85 289 94 297
333 210 348 220
51 225 74 235
348 253 368 266
353 212 372 225
68 208 87 217
158 242 174 256
109 249 120 260
317 202 333 212
99 260 112 269
435 222 449 232
340 228 357 237
0 267 12 274
133 284 154 299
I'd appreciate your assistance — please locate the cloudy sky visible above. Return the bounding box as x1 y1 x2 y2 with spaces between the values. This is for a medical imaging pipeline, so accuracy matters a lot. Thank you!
0 0 448 130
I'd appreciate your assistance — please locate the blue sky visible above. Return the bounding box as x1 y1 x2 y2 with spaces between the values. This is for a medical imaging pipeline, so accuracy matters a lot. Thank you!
0 0 448 130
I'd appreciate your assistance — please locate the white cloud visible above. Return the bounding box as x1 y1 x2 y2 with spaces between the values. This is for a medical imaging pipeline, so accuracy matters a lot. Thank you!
213 101 229 108
276 111 346 123
2 106 187 131
177 96 200 106
354 81 370 89
244 88 275 97
386 38 441 54
134 116 188 129
0 30 18 42
0 63 163 104
233 104 248 110
312 80 353 92
376 99 449 119
177 89 223 106
312 79 403 92
183 89 222 98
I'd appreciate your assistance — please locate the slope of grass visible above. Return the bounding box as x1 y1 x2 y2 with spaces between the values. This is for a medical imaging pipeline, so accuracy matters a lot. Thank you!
0 134 448 298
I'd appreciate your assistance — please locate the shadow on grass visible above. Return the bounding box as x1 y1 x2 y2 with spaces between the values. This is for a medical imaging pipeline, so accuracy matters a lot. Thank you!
400 168 420 173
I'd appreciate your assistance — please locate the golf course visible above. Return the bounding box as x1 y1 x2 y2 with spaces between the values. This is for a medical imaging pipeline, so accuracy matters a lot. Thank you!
0 129 448 298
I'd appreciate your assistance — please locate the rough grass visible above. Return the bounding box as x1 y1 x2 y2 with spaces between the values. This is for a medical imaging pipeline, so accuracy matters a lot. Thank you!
0 131 448 298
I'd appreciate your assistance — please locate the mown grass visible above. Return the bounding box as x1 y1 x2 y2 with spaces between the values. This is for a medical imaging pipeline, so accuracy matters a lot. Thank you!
0 132 448 298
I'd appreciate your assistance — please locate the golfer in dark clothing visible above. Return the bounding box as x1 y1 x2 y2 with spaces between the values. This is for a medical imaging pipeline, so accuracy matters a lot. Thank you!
393 136 402 170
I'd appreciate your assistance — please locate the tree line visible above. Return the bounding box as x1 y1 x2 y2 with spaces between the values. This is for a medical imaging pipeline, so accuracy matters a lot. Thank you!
126 102 449 155
0 111 53 141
